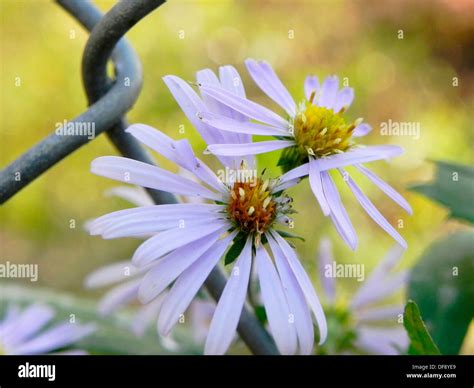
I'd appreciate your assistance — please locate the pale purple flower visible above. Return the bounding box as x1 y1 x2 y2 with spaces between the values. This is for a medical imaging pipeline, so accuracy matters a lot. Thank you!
318 238 408 355
0 303 95 355
195 59 412 250
89 124 327 355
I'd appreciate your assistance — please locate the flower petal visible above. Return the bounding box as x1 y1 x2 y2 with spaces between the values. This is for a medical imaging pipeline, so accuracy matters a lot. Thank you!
199 111 290 136
278 163 310 184
333 87 354 113
354 304 404 323
98 279 141 315
200 83 289 128
269 231 327 344
125 124 178 163
355 326 407 355
304 75 319 101
340 169 407 248
219 65 246 98
131 294 166 336
84 261 141 289
356 164 413 214
204 237 253 355
162 75 226 145
206 140 294 156
317 238 336 302
216 65 251 144
309 158 331 216
318 76 339 110
318 145 403 170
278 145 403 185
98 213 223 240
353 123 372 137
105 186 154 207
255 245 297 355
132 220 230 267
138 232 223 303
157 232 237 336
272 177 301 193
268 235 315 355
90 204 223 234
91 156 222 201
351 271 408 310
321 171 358 250
197 68 241 134
172 138 227 193
12 322 96 355
2 305 54 349
350 245 405 308
245 59 296 116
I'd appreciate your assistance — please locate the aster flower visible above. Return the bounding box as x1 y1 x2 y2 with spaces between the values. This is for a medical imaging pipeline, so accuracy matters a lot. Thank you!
88 124 327 355
317 238 408 355
195 59 412 250
0 303 95 355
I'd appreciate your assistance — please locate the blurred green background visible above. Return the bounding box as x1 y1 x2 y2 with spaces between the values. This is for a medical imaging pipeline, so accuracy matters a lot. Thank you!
1 0 473 353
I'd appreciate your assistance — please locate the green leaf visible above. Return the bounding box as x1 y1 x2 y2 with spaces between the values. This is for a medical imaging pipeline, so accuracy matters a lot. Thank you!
276 229 305 242
254 305 267 325
224 231 248 265
0 283 201 355
277 145 307 173
407 231 474 354
403 300 441 355
409 160 474 224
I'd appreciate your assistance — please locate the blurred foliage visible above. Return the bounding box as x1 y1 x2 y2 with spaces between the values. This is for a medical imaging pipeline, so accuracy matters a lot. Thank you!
404 300 441 355
0 283 201 355
408 231 474 355
410 161 474 224
1 0 473 354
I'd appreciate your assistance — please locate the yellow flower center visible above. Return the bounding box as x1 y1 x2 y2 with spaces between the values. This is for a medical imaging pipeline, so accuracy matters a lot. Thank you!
293 104 356 158
228 178 277 235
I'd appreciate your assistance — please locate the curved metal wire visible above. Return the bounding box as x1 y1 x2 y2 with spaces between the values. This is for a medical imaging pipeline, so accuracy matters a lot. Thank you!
0 0 278 355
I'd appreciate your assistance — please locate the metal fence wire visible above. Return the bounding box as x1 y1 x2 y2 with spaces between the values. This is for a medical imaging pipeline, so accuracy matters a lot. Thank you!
0 0 279 355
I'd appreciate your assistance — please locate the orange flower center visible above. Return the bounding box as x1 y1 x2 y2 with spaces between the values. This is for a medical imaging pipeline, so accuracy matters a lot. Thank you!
228 178 277 234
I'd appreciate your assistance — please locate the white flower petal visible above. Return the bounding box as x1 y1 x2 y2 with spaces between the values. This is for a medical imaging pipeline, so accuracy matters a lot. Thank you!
256 245 297 355
157 232 237 336
204 237 253 355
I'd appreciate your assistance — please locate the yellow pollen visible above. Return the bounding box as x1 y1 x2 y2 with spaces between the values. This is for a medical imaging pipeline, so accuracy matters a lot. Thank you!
293 104 356 158
259 179 269 194
228 178 277 234
263 196 271 209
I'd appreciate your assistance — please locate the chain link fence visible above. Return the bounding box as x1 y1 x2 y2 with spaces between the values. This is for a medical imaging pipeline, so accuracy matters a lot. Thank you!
0 0 278 355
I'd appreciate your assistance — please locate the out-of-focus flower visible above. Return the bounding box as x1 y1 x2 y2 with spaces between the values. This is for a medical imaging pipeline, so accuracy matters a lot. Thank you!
316 238 408 355
85 185 206 352
198 59 412 250
0 303 95 355
89 123 326 355
188 300 216 345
